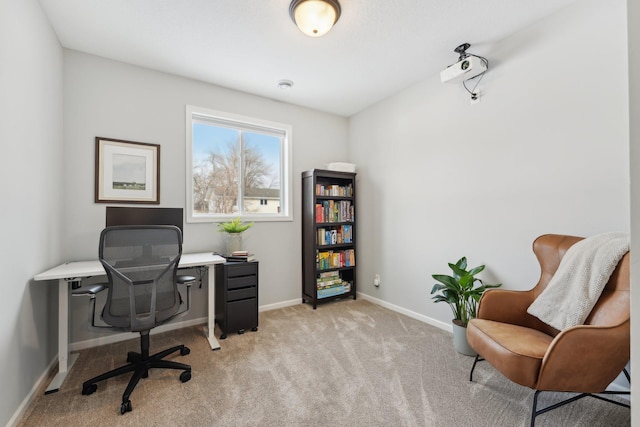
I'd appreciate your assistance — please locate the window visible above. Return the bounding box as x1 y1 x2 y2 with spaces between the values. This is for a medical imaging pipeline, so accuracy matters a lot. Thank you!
186 106 292 223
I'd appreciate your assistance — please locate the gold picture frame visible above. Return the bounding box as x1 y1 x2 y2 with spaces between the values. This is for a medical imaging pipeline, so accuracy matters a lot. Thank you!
95 137 160 204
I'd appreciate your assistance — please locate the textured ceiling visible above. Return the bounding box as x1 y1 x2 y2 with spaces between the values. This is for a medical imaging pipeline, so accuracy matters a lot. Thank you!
38 0 578 117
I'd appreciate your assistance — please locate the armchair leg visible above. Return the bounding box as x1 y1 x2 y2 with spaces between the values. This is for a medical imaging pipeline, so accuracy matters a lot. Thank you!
469 355 484 382
530 389 630 427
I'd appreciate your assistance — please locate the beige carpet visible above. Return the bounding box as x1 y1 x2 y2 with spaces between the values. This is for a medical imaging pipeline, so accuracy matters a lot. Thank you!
19 299 629 426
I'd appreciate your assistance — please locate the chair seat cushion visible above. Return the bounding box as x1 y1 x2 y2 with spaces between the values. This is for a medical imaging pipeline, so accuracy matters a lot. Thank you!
467 319 553 388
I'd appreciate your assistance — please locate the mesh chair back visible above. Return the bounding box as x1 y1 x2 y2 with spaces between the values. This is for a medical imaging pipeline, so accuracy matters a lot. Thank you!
100 226 183 332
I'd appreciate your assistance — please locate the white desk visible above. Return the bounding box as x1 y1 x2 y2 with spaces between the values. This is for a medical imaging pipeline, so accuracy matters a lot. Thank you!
34 252 225 394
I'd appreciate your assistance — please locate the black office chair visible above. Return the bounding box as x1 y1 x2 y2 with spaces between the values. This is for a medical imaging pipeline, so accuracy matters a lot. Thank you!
72 225 195 414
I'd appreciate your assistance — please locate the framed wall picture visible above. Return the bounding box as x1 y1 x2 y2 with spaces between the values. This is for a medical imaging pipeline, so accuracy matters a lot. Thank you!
95 137 160 204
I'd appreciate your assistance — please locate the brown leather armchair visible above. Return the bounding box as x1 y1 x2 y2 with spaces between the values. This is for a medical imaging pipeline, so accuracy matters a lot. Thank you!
466 234 630 426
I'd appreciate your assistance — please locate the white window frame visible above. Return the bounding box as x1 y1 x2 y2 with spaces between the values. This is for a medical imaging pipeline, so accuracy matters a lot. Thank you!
186 105 293 223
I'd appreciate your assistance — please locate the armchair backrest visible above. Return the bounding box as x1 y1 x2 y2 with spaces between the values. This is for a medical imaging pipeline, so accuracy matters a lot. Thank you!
531 234 630 336
100 225 183 332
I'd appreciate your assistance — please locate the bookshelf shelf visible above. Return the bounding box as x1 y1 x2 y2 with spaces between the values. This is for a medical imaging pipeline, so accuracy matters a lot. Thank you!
302 169 357 309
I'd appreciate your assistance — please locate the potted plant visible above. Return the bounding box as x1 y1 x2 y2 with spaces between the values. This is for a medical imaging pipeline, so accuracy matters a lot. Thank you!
431 257 501 355
217 217 254 254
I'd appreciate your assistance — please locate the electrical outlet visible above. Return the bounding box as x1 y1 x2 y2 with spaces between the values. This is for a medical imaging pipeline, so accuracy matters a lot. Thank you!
374 274 381 287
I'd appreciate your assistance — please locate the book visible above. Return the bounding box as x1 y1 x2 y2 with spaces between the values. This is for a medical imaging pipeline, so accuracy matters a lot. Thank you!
225 253 255 262
317 285 347 299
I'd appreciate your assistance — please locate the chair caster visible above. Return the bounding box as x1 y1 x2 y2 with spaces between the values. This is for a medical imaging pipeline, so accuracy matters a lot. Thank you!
220 333 227 340
180 370 192 383
180 346 190 356
251 326 258 332
82 383 97 395
120 399 132 414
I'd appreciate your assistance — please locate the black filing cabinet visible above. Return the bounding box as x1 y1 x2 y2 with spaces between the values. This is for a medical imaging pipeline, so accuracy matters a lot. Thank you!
215 261 258 339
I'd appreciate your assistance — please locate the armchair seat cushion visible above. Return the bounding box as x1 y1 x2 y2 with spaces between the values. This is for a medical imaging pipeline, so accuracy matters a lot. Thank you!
467 319 553 388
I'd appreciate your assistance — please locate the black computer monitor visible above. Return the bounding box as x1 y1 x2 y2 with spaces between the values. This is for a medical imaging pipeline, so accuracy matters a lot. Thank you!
105 207 184 233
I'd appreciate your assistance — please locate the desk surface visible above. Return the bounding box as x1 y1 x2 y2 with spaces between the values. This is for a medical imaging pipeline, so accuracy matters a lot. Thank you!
34 252 226 281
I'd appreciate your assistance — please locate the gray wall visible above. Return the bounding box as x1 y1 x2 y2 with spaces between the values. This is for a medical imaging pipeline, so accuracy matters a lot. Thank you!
350 0 630 326
62 50 349 344
0 0 63 425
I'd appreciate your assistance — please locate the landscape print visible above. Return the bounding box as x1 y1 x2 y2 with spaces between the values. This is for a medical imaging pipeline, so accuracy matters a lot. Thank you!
112 153 146 190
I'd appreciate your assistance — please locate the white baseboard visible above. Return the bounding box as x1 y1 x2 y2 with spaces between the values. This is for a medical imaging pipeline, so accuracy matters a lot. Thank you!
70 317 208 352
7 356 58 427
357 292 453 333
259 298 300 312
70 298 301 352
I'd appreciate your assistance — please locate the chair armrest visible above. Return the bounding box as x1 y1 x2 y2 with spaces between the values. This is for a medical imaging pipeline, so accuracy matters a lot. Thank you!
71 283 113 330
71 283 107 298
171 276 194 320
537 321 630 392
476 289 536 325
177 275 196 285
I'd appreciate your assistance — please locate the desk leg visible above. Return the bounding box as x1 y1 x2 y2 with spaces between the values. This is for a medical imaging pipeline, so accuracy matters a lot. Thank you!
45 279 79 394
206 265 221 350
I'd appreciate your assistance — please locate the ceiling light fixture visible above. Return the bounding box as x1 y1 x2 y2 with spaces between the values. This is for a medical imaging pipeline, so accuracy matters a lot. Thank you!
289 0 341 37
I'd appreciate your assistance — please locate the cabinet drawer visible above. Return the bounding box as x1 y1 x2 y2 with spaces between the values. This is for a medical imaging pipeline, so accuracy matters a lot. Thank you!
228 275 257 290
226 262 258 278
227 287 256 302
227 298 258 332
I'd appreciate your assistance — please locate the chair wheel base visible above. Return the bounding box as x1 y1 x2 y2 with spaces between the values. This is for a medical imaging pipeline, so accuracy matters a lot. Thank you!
180 371 191 383
120 399 132 414
82 383 97 395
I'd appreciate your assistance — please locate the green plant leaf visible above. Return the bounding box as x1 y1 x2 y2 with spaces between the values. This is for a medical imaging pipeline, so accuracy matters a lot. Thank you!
468 265 485 276
449 263 468 278
430 257 501 326
217 217 254 233
431 274 459 288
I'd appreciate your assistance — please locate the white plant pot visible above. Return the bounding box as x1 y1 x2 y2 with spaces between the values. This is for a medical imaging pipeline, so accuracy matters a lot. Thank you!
452 321 477 356
226 233 243 254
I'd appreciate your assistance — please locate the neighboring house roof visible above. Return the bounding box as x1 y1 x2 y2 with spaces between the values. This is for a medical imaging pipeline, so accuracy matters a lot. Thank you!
244 188 280 199
202 187 279 200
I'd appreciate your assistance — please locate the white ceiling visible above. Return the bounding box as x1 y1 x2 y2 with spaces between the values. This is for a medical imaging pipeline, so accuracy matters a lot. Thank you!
37 0 578 117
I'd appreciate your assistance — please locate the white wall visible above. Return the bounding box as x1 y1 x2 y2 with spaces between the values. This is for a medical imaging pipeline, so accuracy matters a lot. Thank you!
62 50 349 343
627 0 639 422
0 0 63 425
350 0 629 324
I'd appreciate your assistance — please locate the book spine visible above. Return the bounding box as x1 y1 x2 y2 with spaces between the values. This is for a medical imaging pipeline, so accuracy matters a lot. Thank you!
318 270 340 278
317 285 346 299
315 204 323 223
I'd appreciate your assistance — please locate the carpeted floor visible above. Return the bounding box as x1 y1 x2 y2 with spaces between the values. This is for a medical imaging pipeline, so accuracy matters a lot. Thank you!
18 299 629 426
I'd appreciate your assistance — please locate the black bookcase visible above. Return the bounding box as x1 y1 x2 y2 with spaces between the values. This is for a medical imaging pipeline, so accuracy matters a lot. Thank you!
302 169 356 309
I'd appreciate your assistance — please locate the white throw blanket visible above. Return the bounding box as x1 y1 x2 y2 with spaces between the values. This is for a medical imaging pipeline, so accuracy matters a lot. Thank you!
527 232 629 330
